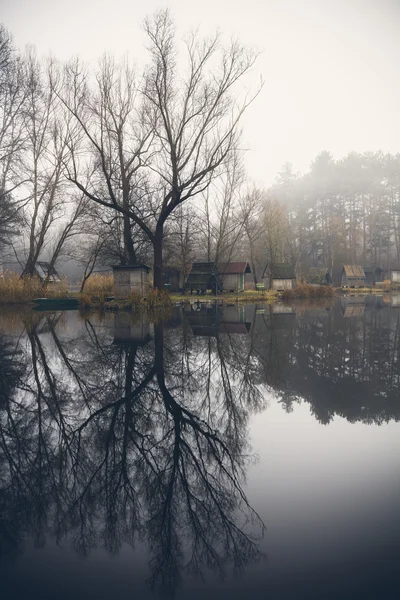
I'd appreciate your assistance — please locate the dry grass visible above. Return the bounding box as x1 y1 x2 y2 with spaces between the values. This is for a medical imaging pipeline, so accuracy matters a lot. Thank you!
282 284 335 301
79 274 114 308
81 274 113 295
0 271 68 304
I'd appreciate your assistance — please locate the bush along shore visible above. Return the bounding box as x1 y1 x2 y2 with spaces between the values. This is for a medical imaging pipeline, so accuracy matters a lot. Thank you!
281 284 336 301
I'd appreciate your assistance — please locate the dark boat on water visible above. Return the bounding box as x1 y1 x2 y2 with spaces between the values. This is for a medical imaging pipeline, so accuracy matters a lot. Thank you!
33 297 80 310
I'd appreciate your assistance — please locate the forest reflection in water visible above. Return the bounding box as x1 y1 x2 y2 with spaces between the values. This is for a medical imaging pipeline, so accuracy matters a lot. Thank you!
0 296 400 597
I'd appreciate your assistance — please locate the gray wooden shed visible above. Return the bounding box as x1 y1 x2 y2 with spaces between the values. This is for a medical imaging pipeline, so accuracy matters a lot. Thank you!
262 263 296 290
340 265 366 287
390 269 400 285
113 264 151 298
184 262 220 294
217 262 251 292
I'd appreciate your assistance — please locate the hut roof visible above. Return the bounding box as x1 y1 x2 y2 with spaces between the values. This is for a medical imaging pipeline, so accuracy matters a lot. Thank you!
34 261 61 282
263 263 296 280
185 262 218 288
189 262 217 274
343 265 365 278
218 262 251 275
185 274 213 285
112 264 151 272
308 267 331 284
309 267 329 276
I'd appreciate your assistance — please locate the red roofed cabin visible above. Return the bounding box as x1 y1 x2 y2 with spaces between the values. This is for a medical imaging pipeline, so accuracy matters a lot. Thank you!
218 262 251 292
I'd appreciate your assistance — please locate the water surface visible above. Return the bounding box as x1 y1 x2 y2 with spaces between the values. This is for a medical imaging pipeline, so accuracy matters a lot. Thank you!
0 298 399 599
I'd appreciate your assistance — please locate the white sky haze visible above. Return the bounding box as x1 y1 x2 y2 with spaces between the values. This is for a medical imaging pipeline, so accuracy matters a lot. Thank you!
1 0 400 185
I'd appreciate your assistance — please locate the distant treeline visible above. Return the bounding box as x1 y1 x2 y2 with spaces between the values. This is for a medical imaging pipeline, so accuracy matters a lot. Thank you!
271 151 400 274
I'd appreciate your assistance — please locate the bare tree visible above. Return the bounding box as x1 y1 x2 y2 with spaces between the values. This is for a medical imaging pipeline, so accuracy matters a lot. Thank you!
199 154 246 263
0 25 26 253
61 11 260 289
60 55 155 265
142 10 260 288
20 53 79 276
239 187 266 284
163 203 202 286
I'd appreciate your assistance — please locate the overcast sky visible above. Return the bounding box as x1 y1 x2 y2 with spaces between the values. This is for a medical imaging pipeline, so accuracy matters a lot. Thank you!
1 0 400 186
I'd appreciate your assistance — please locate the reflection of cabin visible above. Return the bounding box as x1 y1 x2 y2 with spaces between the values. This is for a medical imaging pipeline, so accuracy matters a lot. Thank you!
364 266 384 285
184 262 220 294
308 267 332 285
267 304 296 329
340 265 366 288
219 305 252 333
340 296 365 317
390 269 400 285
162 267 181 292
185 303 219 335
391 294 400 308
113 313 151 345
33 261 61 283
113 264 151 297
218 262 251 292
262 263 296 290
184 303 252 336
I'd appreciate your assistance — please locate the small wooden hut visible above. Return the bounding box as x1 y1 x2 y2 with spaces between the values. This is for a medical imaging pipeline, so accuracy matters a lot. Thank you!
113 264 151 298
33 261 61 283
308 267 332 286
340 265 366 287
390 269 400 285
217 262 251 292
184 262 220 295
262 263 296 290
364 266 384 285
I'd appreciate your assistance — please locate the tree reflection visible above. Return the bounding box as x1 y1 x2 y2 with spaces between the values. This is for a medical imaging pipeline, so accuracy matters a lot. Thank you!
3 299 397 592
0 309 266 596
252 300 400 424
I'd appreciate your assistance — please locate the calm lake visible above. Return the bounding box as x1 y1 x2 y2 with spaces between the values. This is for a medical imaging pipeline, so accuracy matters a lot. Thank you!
0 298 399 600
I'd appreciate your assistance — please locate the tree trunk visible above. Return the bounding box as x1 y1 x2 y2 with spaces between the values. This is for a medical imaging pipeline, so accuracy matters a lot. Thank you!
123 213 136 264
153 224 163 291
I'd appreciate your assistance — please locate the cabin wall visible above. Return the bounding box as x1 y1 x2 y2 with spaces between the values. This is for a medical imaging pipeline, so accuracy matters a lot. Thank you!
271 278 295 290
220 273 244 291
341 274 366 287
113 268 149 297
391 271 400 284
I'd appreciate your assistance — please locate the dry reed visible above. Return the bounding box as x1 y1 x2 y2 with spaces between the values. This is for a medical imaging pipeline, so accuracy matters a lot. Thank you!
282 284 335 301
0 271 68 304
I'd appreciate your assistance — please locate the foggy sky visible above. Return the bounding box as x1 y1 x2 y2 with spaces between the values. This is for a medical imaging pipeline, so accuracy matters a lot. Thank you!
1 0 400 185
